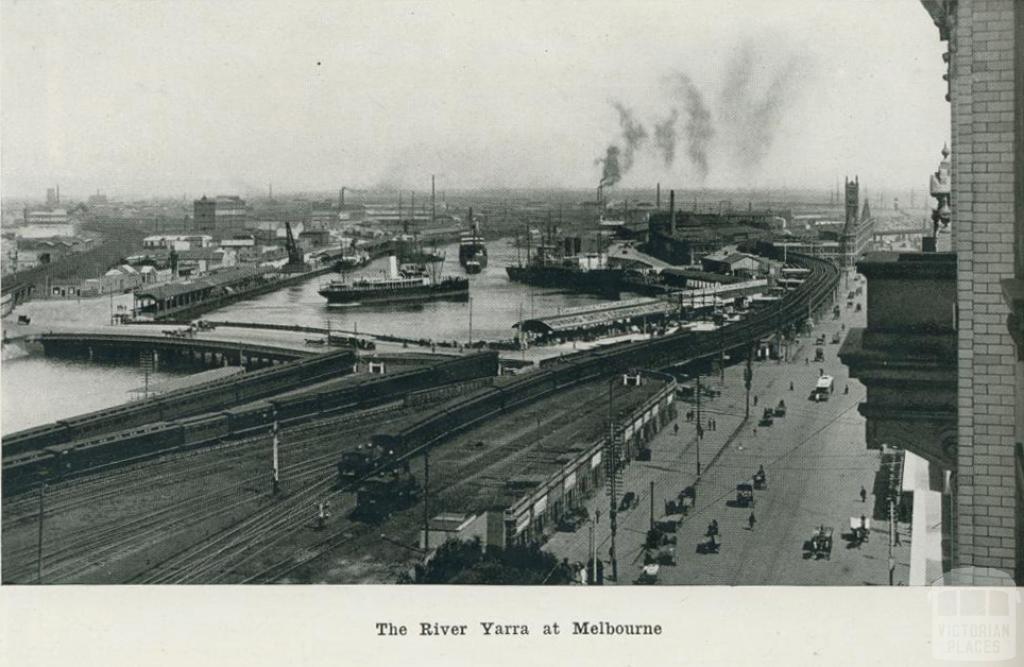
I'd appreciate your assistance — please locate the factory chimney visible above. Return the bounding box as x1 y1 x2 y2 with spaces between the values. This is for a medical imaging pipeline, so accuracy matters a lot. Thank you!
669 189 676 234
656 183 661 209
431 175 436 226
339 187 346 208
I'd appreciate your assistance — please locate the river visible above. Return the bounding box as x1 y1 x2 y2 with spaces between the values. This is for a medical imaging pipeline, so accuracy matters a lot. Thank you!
206 238 605 342
1 239 610 434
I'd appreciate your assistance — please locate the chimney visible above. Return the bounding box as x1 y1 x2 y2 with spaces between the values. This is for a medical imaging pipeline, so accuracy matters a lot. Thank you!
656 183 661 209
56 184 60 203
669 189 675 233
431 175 436 226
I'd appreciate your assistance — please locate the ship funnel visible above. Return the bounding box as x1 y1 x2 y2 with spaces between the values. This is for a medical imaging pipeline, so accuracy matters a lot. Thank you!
387 256 399 279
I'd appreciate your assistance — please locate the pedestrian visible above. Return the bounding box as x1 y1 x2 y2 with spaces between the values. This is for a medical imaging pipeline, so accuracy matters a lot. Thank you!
790 381 794 391
805 357 809 366
748 512 756 531
754 395 758 406
674 423 679 435
895 530 902 547
860 486 867 503
708 418 713 432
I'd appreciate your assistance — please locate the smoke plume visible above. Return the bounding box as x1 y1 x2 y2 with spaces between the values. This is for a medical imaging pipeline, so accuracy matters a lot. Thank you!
718 41 803 173
594 35 809 184
611 101 648 171
596 145 622 187
653 108 679 167
672 73 714 180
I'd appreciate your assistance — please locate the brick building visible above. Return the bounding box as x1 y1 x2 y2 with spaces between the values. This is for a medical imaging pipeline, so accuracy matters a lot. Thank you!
843 0 1023 584
931 0 1024 585
192 195 248 238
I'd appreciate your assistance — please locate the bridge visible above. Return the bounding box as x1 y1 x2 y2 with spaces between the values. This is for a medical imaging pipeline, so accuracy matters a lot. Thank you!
24 331 315 371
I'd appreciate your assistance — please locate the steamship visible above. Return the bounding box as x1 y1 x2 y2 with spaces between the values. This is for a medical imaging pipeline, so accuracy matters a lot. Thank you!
319 256 468 305
505 236 624 298
458 208 488 274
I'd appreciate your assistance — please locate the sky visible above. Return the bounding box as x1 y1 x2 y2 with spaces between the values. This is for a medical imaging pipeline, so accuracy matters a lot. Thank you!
1 0 950 199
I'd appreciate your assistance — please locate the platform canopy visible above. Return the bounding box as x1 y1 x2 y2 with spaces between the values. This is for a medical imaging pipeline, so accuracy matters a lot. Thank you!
515 297 677 335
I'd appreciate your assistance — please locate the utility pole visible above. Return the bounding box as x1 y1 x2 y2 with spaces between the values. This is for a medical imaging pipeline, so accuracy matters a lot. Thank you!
649 480 655 532
695 374 702 478
606 379 618 582
423 450 430 552
719 329 725 381
744 349 753 419
271 408 280 495
888 496 896 586
37 482 46 584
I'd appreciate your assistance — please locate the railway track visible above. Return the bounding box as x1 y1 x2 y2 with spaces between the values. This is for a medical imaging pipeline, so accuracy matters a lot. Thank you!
1 403 412 583
5 250 839 584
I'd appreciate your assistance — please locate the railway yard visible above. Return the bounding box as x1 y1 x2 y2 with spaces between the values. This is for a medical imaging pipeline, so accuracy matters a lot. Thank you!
2 247 852 585
2 375 661 584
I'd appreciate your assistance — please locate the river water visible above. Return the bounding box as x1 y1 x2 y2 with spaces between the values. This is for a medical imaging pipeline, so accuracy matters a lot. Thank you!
1 239 608 434
207 238 605 342
1 352 179 435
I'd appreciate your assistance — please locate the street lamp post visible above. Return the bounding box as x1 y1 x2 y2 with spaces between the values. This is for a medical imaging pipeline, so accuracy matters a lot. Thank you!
695 374 702 478
606 378 619 582
744 350 753 420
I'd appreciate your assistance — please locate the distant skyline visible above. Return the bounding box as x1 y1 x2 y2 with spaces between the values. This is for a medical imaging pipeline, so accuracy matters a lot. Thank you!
2 0 949 199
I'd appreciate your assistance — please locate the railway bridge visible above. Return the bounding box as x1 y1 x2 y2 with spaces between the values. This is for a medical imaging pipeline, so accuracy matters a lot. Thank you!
26 331 313 371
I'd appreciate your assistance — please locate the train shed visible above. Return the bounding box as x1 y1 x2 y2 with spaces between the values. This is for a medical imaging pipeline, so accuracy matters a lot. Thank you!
132 267 270 319
514 298 679 344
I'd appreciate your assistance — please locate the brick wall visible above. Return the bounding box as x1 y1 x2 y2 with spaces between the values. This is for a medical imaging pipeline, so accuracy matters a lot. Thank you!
949 0 1020 580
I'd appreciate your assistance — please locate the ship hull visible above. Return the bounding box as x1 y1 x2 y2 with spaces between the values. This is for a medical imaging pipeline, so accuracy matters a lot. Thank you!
459 244 488 270
319 280 469 305
505 266 622 298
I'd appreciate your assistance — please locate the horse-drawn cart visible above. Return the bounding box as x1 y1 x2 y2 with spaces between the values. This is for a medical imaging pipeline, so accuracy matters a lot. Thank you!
805 526 834 560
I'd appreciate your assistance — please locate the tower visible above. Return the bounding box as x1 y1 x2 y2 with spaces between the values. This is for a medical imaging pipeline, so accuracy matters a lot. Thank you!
841 175 860 267
845 175 859 228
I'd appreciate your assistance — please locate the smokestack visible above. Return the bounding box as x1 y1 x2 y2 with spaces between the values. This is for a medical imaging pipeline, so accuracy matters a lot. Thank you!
597 185 603 207
56 184 60 203
656 183 661 209
431 175 436 226
669 190 675 234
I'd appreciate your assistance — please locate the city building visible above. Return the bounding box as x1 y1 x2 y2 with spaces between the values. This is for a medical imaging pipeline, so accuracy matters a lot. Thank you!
192 195 248 238
839 176 876 267
842 0 1023 585
142 234 213 251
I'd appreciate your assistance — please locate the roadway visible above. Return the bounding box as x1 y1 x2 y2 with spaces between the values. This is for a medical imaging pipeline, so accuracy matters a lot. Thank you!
544 268 912 585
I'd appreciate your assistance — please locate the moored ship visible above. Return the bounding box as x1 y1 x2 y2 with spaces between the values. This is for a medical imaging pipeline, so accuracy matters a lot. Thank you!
336 247 371 270
319 256 468 305
506 236 624 298
458 208 488 274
